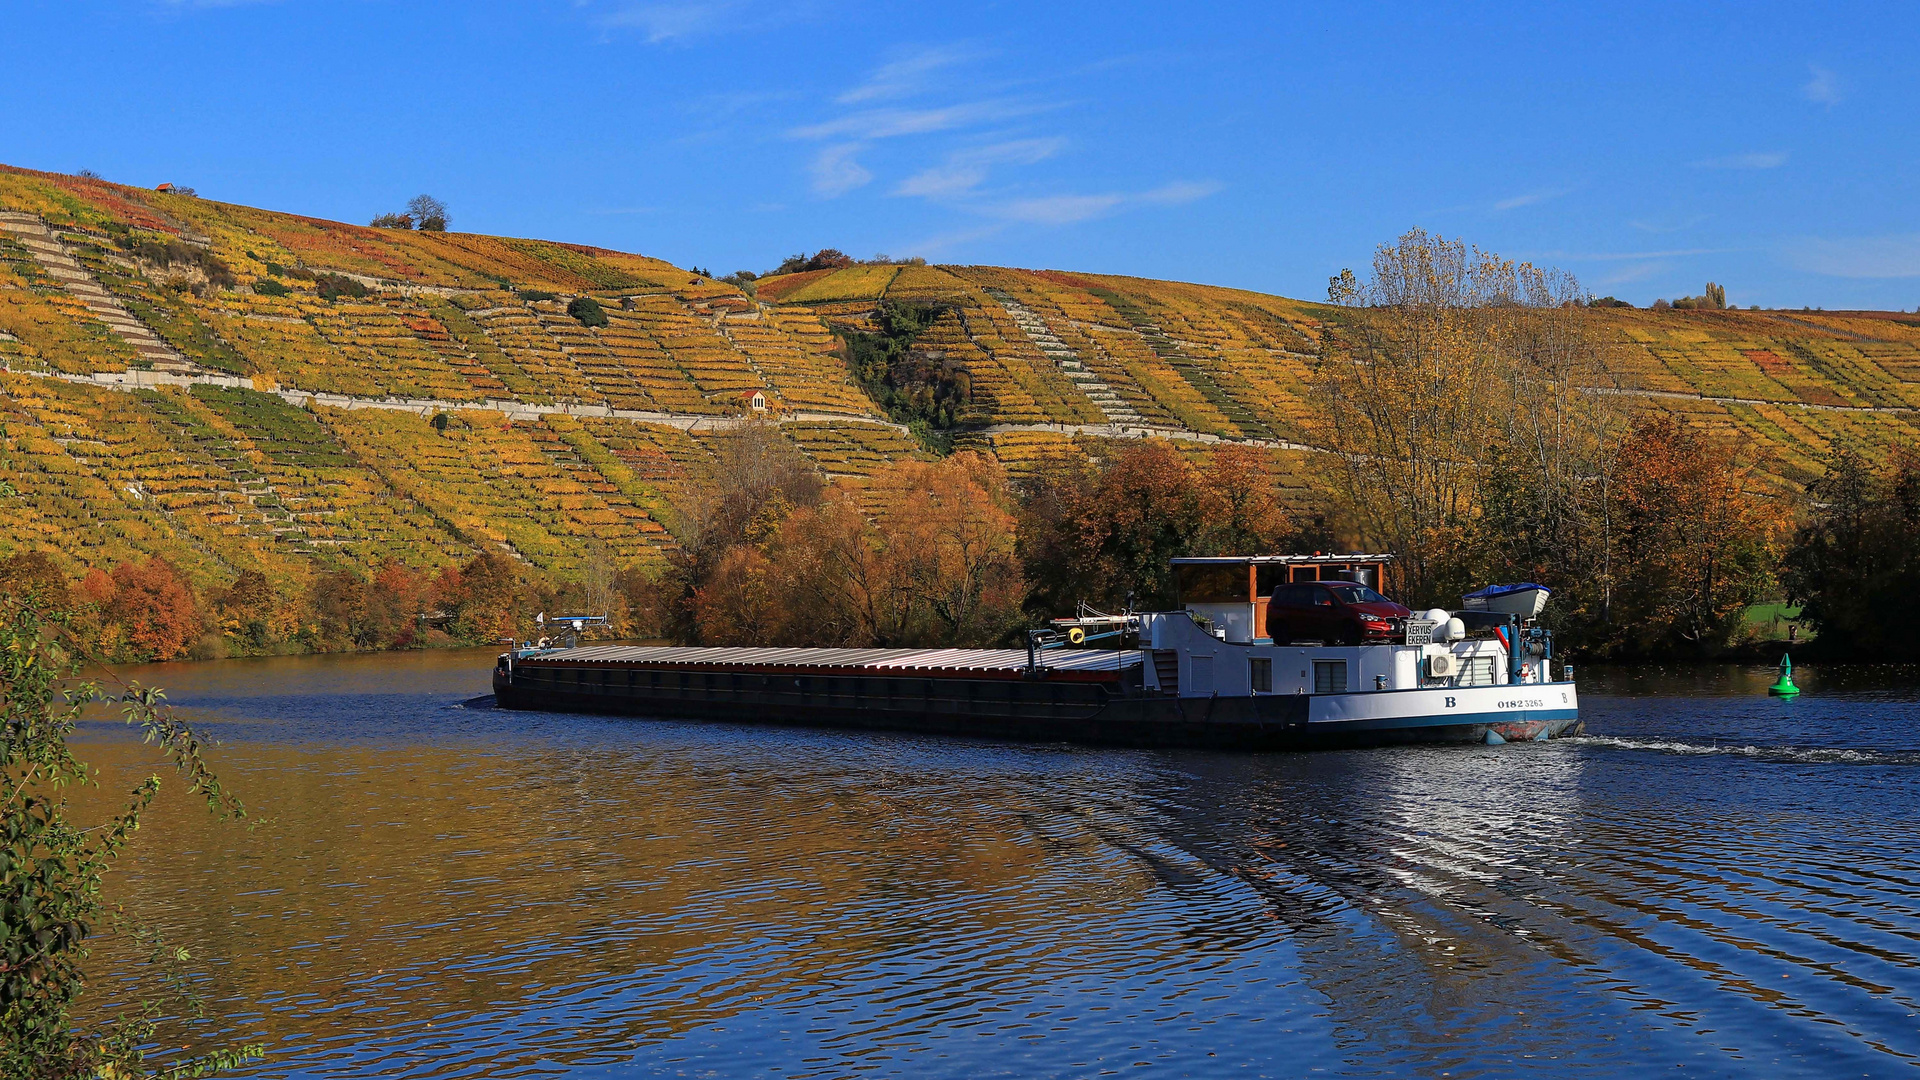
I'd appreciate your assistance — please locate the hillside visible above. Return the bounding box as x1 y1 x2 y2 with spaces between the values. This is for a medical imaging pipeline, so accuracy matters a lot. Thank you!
3 163 1918 612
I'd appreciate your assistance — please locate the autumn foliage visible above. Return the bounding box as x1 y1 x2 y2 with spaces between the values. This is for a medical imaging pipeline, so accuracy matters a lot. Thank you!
0 548 547 663
1319 229 1789 656
1020 441 1303 615
1601 415 1786 652
688 451 1025 647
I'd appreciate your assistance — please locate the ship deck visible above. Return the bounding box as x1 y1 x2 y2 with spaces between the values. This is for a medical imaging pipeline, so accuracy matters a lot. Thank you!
515 645 1141 682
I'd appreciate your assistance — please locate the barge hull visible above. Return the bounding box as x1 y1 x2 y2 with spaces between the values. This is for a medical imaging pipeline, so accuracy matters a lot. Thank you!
493 656 1582 750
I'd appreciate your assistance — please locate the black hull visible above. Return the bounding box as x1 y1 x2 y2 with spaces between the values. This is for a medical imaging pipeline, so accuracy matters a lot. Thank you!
492 666 1581 751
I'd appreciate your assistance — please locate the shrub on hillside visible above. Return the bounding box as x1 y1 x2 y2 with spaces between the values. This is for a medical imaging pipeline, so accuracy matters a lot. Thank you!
568 296 609 328
314 273 371 301
126 235 234 289
772 249 856 276
1673 282 1728 310
254 277 290 297
370 212 415 229
517 288 557 303
837 300 966 434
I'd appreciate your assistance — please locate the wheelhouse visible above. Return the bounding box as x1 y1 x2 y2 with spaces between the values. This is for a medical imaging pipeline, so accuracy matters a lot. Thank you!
1171 554 1393 644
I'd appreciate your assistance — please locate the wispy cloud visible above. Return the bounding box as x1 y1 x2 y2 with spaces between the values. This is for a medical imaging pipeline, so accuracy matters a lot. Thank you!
601 0 740 42
1789 234 1920 278
1597 262 1669 287
1493 188 1571 212
894 138 1064 199
1629 215 1709 234
997 194 1126 225
148 0 279 8
1692 151 1789 169
789 99 1045 141
1802 64 1842 105
990 181 1221 225
597 0 829 43
838 47 979 104
808 144 872 198
1139 180 1222 205
787 50 1210 227
1541 247 1724 262
908 224 1011 258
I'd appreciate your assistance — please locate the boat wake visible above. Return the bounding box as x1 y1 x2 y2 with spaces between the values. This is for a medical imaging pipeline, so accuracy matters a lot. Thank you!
1567 734 1920 765
452 694 498 711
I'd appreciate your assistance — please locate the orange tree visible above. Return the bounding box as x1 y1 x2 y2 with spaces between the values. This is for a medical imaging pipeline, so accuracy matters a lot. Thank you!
1605 415 1785 654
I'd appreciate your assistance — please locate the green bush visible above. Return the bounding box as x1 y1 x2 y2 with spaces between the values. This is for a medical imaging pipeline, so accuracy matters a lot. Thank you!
254 277 290 297
518 289 557 303
567 296 609 328
314 273 371 301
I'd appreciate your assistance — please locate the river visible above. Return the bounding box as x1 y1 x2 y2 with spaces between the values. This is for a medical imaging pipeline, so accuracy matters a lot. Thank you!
69 649 1920 1078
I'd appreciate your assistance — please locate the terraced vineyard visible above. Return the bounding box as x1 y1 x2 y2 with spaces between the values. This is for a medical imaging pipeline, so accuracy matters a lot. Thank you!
4 161 1919 605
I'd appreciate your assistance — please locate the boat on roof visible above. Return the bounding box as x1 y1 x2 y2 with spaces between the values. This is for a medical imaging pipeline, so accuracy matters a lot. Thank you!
492 554 1580 750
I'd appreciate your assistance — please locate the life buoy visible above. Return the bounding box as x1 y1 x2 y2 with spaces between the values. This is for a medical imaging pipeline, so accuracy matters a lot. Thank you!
1519 663 1534 680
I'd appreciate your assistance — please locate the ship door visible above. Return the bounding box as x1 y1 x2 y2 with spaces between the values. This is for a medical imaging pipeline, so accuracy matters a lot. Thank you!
1189 655 1215 695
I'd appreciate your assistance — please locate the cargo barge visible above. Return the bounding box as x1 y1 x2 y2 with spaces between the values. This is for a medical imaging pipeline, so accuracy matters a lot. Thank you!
493 554 1581 750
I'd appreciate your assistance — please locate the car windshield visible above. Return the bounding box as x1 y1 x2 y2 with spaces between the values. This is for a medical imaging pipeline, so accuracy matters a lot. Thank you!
1325 584 1388 605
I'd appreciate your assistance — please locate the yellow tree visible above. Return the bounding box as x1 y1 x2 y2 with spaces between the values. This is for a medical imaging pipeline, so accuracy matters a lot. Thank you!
870 452 1025 645
1314 228 1612 607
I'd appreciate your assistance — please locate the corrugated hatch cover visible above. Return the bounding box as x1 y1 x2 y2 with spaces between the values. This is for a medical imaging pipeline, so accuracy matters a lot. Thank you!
530 645 1140 676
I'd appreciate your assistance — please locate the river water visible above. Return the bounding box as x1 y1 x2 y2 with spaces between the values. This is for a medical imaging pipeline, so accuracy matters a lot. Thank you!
70 650 1920 1078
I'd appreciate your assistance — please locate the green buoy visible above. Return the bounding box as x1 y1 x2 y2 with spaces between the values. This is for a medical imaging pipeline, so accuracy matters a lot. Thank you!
1768 653 1800 698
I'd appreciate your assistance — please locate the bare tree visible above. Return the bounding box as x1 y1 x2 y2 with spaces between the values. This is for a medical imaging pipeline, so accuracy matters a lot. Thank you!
1312 229 1621 608
407 194 450 232
680 421 822 569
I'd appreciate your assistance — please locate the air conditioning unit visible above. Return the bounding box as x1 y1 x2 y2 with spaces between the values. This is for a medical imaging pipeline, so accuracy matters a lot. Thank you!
1426 653 1457 678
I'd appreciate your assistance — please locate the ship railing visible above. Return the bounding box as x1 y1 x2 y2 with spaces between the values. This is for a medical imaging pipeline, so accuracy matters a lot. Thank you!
1027 612 1142 676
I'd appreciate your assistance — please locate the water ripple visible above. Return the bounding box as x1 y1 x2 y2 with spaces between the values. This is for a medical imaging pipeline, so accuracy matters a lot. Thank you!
61 654 1920 1077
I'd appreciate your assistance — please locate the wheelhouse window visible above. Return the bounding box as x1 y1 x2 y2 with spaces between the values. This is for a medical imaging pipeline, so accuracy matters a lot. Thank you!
1249 657 1272 693
1313 660 1348 694
1176 564 1251 604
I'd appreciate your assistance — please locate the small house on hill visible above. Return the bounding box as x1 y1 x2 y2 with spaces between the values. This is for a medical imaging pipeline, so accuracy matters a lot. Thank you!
741 389 768 413
155 183 175 193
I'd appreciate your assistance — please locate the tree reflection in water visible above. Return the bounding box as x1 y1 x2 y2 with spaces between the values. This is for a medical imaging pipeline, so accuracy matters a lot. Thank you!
67 651 1920 1078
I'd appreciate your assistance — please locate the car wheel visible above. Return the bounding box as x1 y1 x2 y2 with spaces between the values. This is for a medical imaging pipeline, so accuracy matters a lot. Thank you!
1339 625 1363 646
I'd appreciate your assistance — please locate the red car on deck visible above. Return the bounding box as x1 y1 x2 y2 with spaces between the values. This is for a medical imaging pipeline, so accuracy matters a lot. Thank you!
1266 581 1412 645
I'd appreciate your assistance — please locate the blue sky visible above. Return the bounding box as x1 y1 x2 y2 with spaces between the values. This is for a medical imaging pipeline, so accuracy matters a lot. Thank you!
4 1 1917 308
